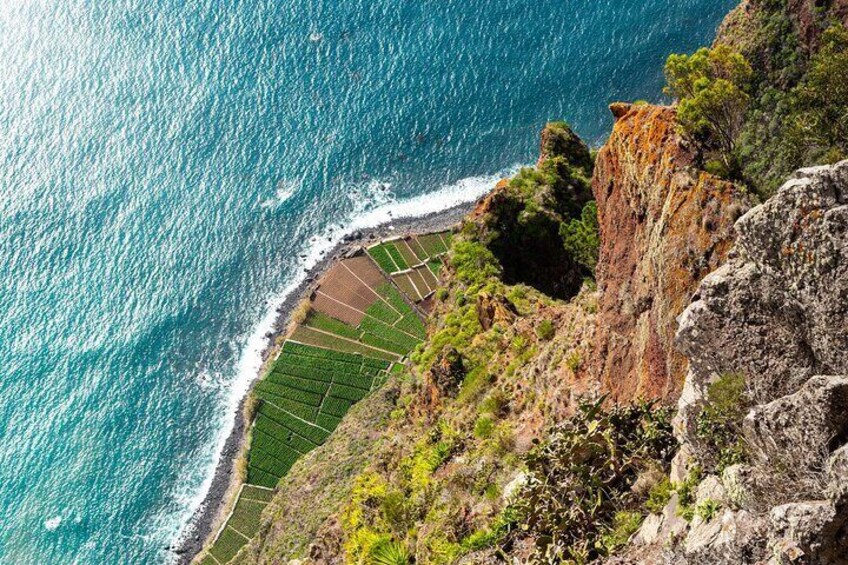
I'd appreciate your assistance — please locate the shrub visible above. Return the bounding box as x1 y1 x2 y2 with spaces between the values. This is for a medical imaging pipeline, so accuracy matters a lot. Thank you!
598 511 643 554
560 201 600 274
695 498 721 522
646 477 673 513
474 415 495 439
695 373 750 472
511 397 676 561
664 46 753 170
449 240 502 287
371 539 411 565
565 351 581 372
676 466 703 522
792 24 848 158
536 319 555 341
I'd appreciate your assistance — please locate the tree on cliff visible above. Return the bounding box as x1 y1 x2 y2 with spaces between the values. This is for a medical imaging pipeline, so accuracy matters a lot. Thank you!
664 45 753 173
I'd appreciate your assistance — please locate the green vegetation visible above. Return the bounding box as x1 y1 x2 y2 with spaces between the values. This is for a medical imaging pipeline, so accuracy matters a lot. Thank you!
675 467 703 522
510 398 675 562
470 121 599 298
646 476 674 513
535 319 555 341
372 540 412 565
384 243 409 272
449 240 502 287
368 244 400 274
206 485 274 564
598 511 643 554
210 527 250 563
790 25 848 163
665 3 848 196
560 200 600 274
201 231 449 563
695 372 749 472
695 498 721 522
664 45 753 174
367 233 452 275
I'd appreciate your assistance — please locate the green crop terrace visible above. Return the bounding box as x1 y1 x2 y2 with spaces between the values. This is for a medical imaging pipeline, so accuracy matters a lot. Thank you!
200 233 449 564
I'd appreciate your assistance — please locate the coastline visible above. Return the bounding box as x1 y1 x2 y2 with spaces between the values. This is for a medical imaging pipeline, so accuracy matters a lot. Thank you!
173 200 477 564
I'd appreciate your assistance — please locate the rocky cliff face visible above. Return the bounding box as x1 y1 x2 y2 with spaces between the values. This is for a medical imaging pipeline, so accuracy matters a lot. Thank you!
626 161 848 564
590 103 750 403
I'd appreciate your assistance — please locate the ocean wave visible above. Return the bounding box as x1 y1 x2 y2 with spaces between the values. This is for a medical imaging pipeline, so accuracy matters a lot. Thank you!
167 165 521 555
259 178 302 209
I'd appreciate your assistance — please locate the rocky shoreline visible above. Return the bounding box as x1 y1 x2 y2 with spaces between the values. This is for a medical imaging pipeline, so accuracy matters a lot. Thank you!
172 200 479 564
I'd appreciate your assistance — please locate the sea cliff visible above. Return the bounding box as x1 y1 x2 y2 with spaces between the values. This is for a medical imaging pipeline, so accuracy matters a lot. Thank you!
187 0 848 563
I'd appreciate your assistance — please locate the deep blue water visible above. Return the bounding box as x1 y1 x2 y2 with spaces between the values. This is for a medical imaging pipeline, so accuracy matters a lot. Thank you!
0 1 734 562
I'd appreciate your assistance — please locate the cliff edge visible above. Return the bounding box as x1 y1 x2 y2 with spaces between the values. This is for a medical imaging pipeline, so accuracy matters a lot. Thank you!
622 161 848 564
591 103 749 403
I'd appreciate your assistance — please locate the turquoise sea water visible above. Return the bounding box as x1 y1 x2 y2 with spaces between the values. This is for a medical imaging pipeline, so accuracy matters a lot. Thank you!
0 1 734 562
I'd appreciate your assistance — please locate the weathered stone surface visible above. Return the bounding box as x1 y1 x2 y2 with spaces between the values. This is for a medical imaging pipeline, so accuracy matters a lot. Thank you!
768 501 848 564
744 376 848 469
428 346 466 397
591 103 750 402
632 513 663 546
475 291 517 331
654 161 848 563
676 161 848 458
696 475 726 506
721 464 755 509
682 509 765 563
670 443 694 484
537 120 593 174
826 444 848 503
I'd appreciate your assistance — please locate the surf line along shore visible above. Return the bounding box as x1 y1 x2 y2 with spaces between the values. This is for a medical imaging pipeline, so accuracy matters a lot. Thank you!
173 201 475 563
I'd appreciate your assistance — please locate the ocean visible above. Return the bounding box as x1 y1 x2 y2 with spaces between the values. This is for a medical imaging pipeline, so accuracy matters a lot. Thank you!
0 1 734 562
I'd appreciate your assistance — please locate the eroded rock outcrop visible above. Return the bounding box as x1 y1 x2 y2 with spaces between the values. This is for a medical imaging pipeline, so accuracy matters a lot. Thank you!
630 161 848 564
469 122 594 300
590 103 750 403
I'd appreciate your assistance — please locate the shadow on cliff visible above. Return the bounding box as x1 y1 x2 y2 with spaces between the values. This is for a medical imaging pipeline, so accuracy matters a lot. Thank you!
469 122 595 300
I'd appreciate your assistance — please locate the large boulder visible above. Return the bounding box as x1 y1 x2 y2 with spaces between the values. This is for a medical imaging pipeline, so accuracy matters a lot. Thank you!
590 103 750 402
743 376 848 471
651 161 848 563
676 162 848 457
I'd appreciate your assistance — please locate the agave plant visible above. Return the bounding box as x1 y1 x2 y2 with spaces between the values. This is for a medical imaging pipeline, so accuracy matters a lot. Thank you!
371 539 411 565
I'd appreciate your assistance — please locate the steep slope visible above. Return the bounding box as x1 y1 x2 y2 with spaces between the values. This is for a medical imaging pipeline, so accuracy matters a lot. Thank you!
714 0 848 195
622 160 848 564
591 103 749 402
203 3 848 561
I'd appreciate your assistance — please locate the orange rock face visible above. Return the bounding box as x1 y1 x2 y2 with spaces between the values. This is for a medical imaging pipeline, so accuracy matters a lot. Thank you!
590 103 750 403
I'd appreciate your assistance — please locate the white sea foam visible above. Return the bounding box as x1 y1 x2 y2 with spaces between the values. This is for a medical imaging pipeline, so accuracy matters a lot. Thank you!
167 165 522 557
44 516 62 531
260 178 301 209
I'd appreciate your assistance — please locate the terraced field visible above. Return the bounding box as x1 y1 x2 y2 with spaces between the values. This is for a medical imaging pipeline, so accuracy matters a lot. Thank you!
366 232 451 307
200 232 449 564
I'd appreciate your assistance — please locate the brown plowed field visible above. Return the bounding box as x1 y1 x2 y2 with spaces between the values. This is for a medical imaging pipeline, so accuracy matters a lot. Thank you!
312 291 365 326
318 272 373 313
344 256 386 289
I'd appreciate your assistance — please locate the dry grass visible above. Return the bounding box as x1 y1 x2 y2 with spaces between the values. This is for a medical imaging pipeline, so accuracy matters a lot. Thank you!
747 428 830 510
290 297 311 328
